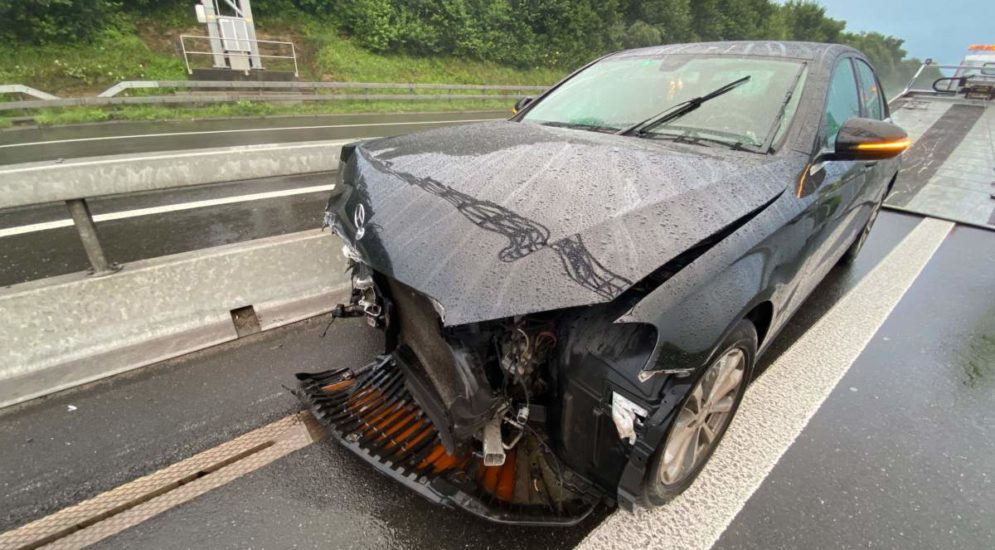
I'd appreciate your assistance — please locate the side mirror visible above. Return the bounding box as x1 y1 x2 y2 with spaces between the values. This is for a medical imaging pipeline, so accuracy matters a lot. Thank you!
821 117 910 162
513 96 534 114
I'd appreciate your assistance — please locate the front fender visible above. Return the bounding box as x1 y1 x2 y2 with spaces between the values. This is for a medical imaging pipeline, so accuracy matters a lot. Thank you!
621 188 795 388
610 190 800 508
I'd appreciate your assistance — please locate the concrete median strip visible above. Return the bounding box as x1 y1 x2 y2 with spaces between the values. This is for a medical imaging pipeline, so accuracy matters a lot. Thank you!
0 117 499 150
0 140 350 209
579 217 953 550
0 229 350 409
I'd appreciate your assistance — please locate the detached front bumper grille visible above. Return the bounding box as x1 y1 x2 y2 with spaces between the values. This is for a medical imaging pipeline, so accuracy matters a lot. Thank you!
295 357 601 526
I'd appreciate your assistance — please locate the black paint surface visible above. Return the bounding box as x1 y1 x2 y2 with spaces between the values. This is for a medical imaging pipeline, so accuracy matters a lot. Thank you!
334 120 801 325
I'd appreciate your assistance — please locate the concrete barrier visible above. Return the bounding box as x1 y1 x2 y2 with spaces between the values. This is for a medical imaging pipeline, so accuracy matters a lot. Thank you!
0 229 349 409
0 140 351 209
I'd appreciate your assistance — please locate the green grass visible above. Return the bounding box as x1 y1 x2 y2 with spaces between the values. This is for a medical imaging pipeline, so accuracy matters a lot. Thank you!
24 98 515 126
0 13 560 127
0 27 187 97
309 26 562 85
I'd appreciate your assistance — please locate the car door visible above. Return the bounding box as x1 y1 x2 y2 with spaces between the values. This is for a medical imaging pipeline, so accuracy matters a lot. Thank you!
854 58 895 205
782 56 867 314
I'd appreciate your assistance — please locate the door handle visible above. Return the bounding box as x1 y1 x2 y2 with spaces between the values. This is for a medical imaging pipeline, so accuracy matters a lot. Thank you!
863 161 878 168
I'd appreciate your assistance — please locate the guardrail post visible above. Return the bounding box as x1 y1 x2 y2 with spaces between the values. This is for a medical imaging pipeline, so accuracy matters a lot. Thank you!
65 199 119 275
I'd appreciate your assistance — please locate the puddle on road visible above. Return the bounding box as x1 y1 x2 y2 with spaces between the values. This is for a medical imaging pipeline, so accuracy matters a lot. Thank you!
958 307 995 388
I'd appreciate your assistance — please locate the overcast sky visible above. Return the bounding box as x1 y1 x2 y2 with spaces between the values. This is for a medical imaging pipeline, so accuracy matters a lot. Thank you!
816 0 994 64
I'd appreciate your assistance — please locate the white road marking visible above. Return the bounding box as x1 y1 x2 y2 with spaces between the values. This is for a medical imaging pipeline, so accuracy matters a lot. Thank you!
0 117 503 149
0 184 333 238
579 217 953 550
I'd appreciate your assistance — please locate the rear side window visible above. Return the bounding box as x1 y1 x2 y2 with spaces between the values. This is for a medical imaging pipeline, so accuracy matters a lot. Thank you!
824 59 861 148
855 60 885 120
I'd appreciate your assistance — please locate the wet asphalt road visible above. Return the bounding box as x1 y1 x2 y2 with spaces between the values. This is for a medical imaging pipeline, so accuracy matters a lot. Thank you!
0 111 507 165
0 316 383 535
716 222 995 549
7 211 990 549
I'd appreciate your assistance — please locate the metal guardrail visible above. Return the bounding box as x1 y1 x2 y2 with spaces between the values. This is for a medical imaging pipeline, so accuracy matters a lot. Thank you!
179 34 299 77
0 84 60 100
0 140 346 275
0 80 548 112
0 93 523 111
0 140 360 403
98 80 549 96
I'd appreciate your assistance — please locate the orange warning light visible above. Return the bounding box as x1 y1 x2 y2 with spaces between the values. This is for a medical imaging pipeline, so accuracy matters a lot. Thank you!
855 137 912 152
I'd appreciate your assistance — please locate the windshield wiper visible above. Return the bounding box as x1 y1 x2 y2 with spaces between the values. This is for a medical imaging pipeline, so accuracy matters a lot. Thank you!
618 75 752 136
760 62 808 152
649 129 756 152
539 121 619 134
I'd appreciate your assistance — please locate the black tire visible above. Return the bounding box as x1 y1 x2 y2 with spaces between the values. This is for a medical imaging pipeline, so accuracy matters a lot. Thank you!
840 191 886 266
644 319 758 506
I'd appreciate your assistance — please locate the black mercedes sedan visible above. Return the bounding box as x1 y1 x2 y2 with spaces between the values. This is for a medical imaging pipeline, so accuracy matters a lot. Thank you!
295 41 910 525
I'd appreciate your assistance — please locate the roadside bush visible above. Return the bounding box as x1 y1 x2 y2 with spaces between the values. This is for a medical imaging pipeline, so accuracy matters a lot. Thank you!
0 0 121 44
343 0 398 52
1 0 931 93
623 21 663 49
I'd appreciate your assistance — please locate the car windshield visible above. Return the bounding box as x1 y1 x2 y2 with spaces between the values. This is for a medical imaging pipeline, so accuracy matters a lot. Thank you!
522 54 807 150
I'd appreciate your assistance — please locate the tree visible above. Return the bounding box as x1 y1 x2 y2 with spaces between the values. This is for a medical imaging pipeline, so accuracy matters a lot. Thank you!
781 0 845 43
0 0 120 44
635 0 695 43
690 0 728 41
623 21 663 49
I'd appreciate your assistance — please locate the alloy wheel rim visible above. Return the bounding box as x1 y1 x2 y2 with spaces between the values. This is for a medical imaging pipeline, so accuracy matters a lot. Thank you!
660 348 746 485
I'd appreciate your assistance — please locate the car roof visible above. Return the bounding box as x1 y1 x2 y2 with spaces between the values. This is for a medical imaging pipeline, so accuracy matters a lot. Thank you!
607 41 859 65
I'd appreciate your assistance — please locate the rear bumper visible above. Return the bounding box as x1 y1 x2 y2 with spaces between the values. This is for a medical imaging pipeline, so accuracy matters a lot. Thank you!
294 357 602 526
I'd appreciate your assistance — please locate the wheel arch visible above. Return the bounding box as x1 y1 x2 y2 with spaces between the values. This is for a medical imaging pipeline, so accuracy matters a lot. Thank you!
743 300 774 347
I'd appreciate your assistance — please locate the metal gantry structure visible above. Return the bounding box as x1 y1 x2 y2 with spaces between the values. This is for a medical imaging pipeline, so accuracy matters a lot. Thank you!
194 0 263 71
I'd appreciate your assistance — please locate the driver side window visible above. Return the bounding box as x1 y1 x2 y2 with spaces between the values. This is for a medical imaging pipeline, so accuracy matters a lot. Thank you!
824 59 861 149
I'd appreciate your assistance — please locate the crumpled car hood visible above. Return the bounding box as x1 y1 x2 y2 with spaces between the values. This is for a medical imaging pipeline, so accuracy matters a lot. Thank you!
331 121 800 326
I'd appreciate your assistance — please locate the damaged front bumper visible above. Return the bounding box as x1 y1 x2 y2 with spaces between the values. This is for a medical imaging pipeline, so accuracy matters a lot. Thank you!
295 356 603 526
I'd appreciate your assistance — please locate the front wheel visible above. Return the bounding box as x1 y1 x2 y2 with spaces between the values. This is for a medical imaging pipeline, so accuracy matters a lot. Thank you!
644 320 757 506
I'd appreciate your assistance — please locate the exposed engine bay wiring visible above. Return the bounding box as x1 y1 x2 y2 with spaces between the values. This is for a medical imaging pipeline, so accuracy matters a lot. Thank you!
476 318 560 465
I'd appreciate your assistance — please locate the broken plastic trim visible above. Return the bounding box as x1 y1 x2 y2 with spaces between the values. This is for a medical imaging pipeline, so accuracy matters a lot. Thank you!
611 392 648 445
294 358 603 526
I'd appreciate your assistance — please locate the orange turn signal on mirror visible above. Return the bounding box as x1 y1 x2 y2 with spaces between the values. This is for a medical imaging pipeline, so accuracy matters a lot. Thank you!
855 137 912 152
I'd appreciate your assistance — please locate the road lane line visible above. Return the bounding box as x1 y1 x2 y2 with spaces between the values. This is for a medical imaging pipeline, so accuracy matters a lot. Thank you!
0 413 323 550
579 217 953 550
0 117 503 149
0 184 333 238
